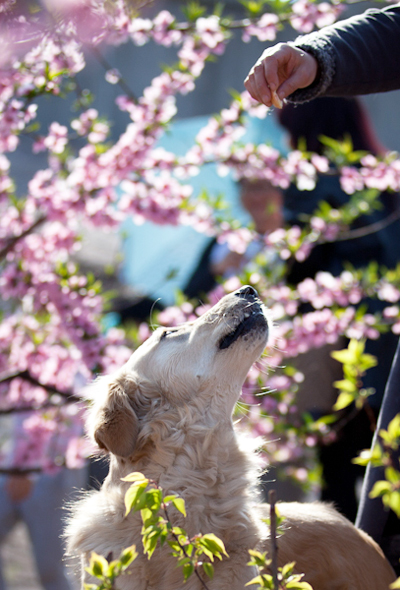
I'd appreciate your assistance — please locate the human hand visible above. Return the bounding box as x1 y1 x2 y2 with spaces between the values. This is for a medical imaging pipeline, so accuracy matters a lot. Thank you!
244 43 318 107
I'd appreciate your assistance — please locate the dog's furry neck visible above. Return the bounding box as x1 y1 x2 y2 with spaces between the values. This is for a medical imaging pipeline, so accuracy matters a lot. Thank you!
103 402 263 543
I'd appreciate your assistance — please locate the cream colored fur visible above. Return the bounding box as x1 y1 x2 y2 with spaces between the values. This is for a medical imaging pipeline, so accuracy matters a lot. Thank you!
65 288 395 590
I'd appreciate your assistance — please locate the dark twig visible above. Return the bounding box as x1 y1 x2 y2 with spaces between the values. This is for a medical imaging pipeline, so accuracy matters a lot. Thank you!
0 369 83 414
269 489 279 590
163 503 211 590
90 46 137 102
331 209 400 242
0 215 46 259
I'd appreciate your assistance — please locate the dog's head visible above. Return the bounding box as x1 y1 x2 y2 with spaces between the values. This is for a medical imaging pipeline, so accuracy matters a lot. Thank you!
88 286 270 458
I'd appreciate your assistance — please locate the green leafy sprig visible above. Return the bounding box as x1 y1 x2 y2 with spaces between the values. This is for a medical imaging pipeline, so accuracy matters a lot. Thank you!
123 472 228 587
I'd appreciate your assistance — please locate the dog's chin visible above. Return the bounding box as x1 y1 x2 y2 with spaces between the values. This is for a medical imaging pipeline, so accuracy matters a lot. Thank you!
218 306 268 350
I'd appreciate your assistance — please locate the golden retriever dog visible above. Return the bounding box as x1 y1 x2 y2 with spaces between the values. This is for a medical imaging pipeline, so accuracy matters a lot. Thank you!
66 286 395 590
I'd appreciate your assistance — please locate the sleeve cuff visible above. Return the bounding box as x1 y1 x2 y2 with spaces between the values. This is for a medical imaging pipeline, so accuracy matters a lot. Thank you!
286 36 336 103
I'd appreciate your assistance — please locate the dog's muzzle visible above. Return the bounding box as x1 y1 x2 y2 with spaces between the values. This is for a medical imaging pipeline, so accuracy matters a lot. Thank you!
218 286 268 350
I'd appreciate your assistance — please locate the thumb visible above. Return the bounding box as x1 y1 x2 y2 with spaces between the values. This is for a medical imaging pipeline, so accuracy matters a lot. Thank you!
277 54 318 99
278 68 311 99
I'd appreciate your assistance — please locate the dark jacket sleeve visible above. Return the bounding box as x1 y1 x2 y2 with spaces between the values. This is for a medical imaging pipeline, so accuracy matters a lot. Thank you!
288 3 400 102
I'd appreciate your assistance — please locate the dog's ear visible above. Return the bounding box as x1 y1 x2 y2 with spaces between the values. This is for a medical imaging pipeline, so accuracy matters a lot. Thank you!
89 375 139 457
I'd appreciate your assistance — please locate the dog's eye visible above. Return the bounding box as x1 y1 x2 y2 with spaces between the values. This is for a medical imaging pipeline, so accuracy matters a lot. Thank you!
160 329 178 340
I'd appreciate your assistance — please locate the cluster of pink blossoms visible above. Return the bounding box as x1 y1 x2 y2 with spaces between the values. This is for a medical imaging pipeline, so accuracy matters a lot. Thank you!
1 0 400 476
0 2 226 471
290 0 344 33
341 155 400 194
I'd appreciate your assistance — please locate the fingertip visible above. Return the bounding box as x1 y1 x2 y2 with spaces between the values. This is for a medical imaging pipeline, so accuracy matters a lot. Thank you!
276 80 293 101
276 89 285 103
244 83 259 104
256 89 272 108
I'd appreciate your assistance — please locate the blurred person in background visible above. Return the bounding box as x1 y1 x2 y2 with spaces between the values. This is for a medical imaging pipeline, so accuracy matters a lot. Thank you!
0 413 86 590
184 178 284 299
276 96 400 521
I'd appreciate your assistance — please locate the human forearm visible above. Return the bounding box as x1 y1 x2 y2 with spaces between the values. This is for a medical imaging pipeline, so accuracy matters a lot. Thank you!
244 3 400 105
289 3 400 102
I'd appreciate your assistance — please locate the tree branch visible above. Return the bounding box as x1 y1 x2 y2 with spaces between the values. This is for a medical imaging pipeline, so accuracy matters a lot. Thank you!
269 490 279 590
332 209 400 243
0 368 84 414
0 215 46 259
90 46 137 102
163 503 211 590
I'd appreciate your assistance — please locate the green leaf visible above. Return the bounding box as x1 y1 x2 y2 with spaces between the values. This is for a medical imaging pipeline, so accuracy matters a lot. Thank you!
239 0 268 17
247 549 268 568
358 354 378 372
121 472 148 483
145 488 162 512
119 544 138 567
333 379 357 393
331 348 358 365
171 497 186 517
382 414 400 444
171 526 187 537
202 562 214 580
86 552 108 578
141 507 158 527
246 575 266 587
353 445 383 466
200 547 215 562
167 539 182 554
105 560 118 579
281 561 296 577
385 467 400 485
143 529 160 558
370 480 391 498
198 534 228 559
333 392 355 411
124 482 148 515
384 491 400 517
181 1 206 21
163 494 178 504
182 561 195 580
286 582 314 590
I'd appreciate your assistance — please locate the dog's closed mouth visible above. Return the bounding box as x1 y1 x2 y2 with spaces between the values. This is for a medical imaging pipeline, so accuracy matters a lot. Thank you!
219 308 267 350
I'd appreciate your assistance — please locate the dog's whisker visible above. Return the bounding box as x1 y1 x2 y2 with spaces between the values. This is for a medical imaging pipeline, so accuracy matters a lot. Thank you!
149 298 163 331
269 342 288 355
235 403 253 415
235 401 262 413
253 391 269 398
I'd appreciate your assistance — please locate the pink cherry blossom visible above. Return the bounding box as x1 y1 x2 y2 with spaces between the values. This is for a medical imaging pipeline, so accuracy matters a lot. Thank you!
242 13 279 43
43 122 68 154
290 0 344 33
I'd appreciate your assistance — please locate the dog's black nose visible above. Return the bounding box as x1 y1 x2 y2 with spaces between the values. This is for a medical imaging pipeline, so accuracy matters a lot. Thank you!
235 285 258 299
